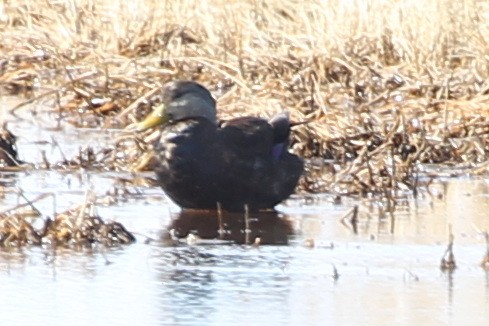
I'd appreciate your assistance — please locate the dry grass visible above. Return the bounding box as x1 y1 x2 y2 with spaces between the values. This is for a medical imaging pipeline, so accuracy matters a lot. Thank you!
0 191 135 247
1 0 489 207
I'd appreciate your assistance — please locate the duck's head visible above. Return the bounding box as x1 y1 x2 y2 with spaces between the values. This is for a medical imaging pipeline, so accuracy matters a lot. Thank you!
132 80 217 131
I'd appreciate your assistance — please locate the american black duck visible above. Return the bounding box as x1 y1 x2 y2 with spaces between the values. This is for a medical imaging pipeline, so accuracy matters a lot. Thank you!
132 80 303 212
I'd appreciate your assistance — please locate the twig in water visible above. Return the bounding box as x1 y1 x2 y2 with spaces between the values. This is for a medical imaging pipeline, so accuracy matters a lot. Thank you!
440 224 457 272
340 205 359 234
130 231 156 245
351 205 359 234
481 230 489 270
244 204 250 245
50 136 69 164
331 264 340 282
9 188 54 216
216 202 224 239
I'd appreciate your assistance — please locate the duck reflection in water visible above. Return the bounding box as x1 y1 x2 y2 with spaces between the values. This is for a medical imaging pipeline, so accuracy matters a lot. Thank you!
163 209 293 245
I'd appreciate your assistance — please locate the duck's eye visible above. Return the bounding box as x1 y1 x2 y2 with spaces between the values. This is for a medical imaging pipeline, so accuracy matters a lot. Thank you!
172 91 185 100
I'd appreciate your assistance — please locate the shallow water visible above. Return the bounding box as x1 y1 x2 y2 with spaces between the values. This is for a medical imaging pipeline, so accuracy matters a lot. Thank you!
1 100 489 325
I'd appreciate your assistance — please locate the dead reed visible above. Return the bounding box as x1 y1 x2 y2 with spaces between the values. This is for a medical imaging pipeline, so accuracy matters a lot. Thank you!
2 1 488 179
1 0 489 245
0 190 135 248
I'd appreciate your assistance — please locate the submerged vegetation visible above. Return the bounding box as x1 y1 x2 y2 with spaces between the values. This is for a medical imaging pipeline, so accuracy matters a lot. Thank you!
1 0 489 247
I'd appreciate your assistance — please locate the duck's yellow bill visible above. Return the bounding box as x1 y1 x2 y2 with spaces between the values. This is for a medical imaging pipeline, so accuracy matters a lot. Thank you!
127 104 168 132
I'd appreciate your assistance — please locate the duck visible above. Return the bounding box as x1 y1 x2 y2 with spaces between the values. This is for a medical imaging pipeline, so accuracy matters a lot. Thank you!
131 80 303 212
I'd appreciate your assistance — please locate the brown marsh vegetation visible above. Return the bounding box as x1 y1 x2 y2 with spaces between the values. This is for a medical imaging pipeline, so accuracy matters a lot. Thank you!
1 0 489 246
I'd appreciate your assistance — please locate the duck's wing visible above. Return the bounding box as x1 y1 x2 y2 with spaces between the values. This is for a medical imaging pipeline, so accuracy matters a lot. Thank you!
216 115 303 211
219 113 292 152
215 117 275 210
268 112 291 143
268 112 292 159
218 116 274 156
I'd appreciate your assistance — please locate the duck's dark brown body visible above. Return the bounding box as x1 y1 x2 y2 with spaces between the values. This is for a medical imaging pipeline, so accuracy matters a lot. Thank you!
153 116 303 212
